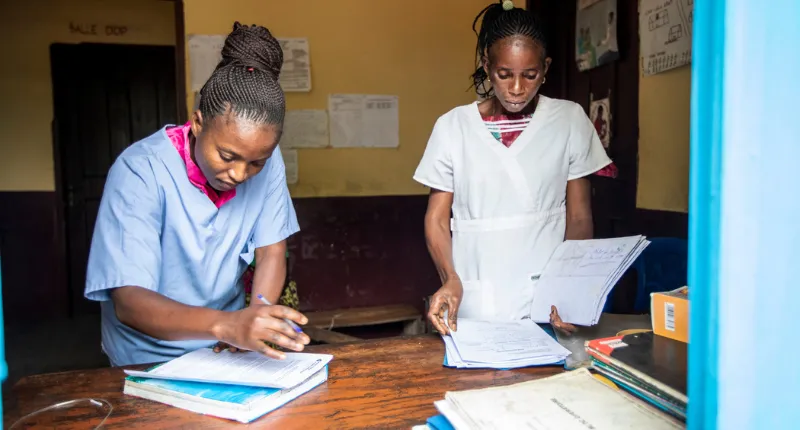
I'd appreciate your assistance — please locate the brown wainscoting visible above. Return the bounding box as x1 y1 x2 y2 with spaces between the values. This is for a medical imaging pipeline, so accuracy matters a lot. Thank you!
0 191 687 324
288 195 439 314
0 192 69 323
632 208 689 239
0 192 438 324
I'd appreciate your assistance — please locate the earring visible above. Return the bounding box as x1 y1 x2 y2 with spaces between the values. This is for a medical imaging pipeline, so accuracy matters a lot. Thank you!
543 77 547 84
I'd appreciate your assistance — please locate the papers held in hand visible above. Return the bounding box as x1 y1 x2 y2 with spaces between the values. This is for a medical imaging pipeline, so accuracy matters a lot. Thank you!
530 235 651 326
442 318 571 369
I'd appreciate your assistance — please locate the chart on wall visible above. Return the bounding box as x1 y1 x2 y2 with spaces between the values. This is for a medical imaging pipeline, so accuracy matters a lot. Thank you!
188 35 312 92
277 38 311 92
328 94 399 148
280 110 329 149
282 149 299 185
640 0 694 75
575 0 619 72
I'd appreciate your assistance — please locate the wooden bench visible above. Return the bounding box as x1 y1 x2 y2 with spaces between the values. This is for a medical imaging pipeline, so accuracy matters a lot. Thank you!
303 304 425 344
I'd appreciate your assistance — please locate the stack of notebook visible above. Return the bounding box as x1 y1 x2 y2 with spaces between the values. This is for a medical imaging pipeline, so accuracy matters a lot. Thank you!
530 235 650 326
586 331 687 421
123 348 333 423
442 319 571 369
422 369 683 429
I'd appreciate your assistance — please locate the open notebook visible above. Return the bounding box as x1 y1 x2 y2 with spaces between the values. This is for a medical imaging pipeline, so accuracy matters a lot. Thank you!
124 348 332 389
123 348 333 423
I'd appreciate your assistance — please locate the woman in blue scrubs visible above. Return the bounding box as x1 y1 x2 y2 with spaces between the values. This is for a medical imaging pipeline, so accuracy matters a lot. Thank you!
84 23 310 366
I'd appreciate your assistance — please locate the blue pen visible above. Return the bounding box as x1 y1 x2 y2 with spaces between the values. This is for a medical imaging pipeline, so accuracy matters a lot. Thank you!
256 294 304 334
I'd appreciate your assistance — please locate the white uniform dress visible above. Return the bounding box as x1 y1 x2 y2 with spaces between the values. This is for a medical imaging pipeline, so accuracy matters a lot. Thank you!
413 96 611 322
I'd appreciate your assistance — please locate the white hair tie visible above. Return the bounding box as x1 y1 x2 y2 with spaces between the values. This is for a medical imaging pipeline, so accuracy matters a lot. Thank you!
502 0 514 11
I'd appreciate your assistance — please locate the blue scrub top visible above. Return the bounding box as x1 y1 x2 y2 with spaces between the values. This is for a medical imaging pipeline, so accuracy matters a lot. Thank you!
84 127 300 366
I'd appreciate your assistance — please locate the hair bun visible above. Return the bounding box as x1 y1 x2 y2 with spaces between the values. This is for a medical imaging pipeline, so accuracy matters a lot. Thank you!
220 21 283 81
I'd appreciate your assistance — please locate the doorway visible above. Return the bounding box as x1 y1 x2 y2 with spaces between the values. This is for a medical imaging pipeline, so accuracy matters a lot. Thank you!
528 0 640 240
50 43 178 316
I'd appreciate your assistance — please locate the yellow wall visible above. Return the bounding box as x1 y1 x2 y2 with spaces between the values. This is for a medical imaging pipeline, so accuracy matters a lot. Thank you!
184 0 525 198
637 66 692 212
0 0 175 192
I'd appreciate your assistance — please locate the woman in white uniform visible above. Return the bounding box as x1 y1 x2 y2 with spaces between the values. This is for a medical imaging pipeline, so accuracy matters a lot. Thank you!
414 1 611 334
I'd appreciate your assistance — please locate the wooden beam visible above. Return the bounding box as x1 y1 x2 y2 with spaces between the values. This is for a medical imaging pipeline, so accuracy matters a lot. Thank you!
305 305 421 329
303 327 362 344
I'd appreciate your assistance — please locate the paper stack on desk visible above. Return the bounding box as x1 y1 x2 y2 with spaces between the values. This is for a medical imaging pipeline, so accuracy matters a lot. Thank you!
431 368 683 429
123 348 332 423
442 319 571 369
530 235 650 326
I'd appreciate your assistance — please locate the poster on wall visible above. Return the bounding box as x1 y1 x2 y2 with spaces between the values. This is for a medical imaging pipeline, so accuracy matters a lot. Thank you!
328 94 399 148
590 94 612 149
575 0 619 72
188 35 225 92
280 110 329 149
639 0 694 75
282 149 299 185
277 38 311 92
188 34 312 92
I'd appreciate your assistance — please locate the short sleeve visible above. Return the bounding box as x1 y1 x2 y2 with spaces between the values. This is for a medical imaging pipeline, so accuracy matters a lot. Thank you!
85 156 163 301
252 146 300 248
413 117 454 192
567 104 612 180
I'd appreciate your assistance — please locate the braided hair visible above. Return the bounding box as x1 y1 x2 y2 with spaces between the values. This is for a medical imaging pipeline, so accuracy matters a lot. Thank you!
471 2 548 98
198 22 285 128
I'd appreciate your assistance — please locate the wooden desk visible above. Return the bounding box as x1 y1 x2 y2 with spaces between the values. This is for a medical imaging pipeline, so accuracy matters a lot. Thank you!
5 336 563 429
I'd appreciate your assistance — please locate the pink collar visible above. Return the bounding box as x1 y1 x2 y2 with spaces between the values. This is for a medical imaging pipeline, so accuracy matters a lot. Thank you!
166 123 236 208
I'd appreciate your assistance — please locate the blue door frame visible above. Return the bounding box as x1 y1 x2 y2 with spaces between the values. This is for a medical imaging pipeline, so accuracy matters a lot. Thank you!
689 1 800 429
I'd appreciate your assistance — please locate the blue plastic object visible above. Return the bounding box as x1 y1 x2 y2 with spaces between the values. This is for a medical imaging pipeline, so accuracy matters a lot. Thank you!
602 237 688 314
631 237 688 312
0 254 6 420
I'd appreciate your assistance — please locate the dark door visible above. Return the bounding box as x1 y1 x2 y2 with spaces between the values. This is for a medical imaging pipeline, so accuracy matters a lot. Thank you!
50 43 178 316
529 0 640 239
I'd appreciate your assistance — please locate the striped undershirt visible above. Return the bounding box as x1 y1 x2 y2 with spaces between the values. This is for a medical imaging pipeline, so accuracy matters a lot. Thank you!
482 113 533 147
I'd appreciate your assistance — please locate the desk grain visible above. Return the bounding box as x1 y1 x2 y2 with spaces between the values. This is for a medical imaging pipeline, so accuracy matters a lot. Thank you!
6 335 563 429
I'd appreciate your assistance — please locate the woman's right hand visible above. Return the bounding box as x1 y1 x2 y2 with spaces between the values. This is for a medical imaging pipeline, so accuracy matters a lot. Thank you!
427 279 463 335
213 304 310 360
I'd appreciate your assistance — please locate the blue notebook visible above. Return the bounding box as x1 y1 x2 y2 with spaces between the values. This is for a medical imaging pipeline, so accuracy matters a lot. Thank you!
123 365 327 423
443 323 566 369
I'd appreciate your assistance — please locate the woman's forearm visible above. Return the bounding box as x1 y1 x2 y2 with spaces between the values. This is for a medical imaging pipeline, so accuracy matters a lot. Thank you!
251 241 288 305
425 216 458 283
111 286 227 341
565 218 593 240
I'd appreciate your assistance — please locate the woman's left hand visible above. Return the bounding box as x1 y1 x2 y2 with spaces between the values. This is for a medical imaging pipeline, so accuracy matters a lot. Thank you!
549 305 577 335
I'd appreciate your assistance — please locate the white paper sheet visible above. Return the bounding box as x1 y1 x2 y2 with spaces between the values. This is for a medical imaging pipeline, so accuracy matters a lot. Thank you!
443 319 570 369
280 110 329 149
441 369 683 429
281 148 299 185
530 236 650 325
278 38 312 92
640 0 694 75
124 349 332 390
188 35 312 92
328 94 399 148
